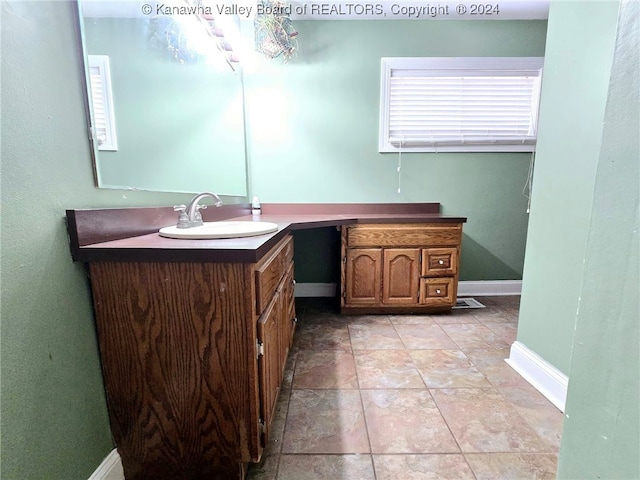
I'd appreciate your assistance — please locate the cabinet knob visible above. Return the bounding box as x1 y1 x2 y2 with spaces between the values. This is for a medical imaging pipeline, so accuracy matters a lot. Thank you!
438 260 444 265
436 289 441 294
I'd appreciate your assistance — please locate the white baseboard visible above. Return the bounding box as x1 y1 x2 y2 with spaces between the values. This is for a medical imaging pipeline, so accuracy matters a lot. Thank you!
505 341 568 412
294 281 522 298
295 282 337 297
88 449 124 480
457 280 522 296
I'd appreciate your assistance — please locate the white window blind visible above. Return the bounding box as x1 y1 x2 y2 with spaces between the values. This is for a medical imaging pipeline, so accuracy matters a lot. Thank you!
379 57 544 153
87 55 118 151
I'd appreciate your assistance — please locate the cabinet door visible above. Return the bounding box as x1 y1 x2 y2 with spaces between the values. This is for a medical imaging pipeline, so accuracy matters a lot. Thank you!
382 248 420 305
257 294 281 446
345 248 382 305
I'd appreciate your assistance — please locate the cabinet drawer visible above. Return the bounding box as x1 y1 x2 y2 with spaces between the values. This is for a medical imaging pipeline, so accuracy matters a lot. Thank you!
420 277 455 307
421 248 458 277
255 236 294 315
280 263 296 358
347 224 461 248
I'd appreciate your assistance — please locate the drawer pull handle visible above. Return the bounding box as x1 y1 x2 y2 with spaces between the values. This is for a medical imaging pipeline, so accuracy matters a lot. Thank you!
438 260 444 265
436 289 441 294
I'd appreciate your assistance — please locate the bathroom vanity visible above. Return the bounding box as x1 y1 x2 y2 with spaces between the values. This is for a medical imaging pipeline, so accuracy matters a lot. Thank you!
66 203 465 479
341 222 462 313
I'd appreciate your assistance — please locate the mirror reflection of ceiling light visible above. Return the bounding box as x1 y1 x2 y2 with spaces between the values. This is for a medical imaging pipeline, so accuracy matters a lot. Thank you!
144 0 243 71
177 0 240 70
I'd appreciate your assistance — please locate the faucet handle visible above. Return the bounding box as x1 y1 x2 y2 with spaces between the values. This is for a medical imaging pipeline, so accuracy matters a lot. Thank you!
191 204 207 225
173 205 190 229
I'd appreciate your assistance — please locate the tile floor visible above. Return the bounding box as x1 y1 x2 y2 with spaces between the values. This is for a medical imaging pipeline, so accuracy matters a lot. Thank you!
247 296 564 480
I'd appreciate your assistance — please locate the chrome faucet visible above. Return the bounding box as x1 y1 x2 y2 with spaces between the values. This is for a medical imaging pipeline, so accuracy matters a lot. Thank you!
174 192 223 228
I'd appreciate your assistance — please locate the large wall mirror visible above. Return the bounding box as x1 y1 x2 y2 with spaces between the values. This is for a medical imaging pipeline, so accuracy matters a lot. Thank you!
77 0 248 196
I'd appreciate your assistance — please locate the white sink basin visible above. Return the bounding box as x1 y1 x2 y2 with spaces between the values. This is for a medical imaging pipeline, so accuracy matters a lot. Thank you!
159 221 279 240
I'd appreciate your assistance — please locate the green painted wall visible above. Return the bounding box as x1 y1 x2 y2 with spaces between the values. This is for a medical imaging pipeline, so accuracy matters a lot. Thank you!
0 2 199 478
82 17 247 196
516 0 620 375
557 2 639 477
245 20 548 282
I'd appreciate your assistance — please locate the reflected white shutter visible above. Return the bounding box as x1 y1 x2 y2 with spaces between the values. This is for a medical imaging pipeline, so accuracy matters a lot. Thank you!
380 58 543 153
88 55 118 151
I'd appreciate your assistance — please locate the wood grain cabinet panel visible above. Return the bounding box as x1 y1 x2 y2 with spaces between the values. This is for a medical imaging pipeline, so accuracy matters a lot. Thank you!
255 237 294 314
257 289 282 447
382 249 420 305
420 277 456 306
257 255 295 450
88 235 295 479
422 247 458 277
280 264 296 363
345 248 382 305
347 223 462 247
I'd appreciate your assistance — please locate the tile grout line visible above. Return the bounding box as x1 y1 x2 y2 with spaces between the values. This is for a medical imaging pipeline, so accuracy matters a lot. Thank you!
349 314 378 479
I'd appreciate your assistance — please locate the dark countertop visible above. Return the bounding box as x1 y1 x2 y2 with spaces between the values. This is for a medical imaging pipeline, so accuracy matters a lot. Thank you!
66 204 466 263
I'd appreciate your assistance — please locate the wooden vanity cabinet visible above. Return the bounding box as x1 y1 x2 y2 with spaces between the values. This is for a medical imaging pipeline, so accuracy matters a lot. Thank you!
341 223 462 313
88 235 295 480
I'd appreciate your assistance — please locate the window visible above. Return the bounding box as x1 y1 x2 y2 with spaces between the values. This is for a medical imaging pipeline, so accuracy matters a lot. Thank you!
379 57 544 153
87 55 118 151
